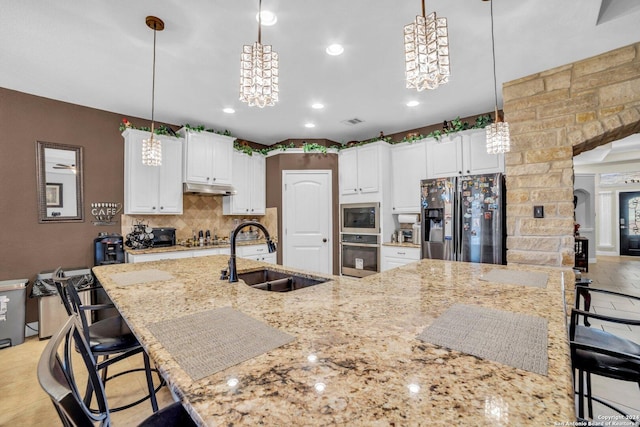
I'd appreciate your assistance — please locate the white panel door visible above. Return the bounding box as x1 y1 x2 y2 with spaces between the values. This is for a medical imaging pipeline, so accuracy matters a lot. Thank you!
283 170 332 274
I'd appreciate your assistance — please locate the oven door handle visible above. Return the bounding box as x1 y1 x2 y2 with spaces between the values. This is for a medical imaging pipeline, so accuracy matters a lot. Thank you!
341 242 380 248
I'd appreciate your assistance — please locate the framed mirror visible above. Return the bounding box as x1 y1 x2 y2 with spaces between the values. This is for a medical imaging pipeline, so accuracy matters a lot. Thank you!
36 141 84 223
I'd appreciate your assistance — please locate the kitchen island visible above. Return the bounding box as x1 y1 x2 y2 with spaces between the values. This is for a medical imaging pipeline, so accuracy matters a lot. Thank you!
93 256 575 426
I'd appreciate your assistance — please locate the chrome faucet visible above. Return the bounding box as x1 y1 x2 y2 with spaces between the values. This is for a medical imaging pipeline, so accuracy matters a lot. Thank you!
221 221 276 282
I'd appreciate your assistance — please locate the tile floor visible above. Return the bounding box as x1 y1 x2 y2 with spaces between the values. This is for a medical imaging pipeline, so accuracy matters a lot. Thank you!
0 256 638 426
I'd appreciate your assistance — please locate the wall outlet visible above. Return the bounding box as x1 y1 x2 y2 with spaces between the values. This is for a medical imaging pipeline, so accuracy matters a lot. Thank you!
533 206 544 218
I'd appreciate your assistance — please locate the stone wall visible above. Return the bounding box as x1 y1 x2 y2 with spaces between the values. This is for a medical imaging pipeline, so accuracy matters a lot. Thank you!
503 43 640 267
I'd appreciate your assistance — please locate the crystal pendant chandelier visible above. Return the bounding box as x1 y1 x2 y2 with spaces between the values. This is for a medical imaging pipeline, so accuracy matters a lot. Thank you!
404 0 450 91
485 0 510 154
142 16 163 166
240 0 279 108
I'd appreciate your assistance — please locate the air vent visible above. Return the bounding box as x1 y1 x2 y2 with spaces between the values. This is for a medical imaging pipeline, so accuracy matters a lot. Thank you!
341 118 364 126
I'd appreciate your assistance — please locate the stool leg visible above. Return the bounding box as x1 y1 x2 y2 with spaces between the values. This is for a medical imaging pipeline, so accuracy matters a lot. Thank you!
143 352 159 412
577 369 585 419
586 372 593 419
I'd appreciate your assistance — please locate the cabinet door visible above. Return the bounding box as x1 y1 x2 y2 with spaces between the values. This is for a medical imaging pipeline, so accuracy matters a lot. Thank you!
210 134 233 184
428 135 463 178
157 138 183 214
229 151 251 214
184 131 213 184
356 144 380 194
128 251 192 263
124 132 160 214
391 142 427 213
339 148 359 195
462 129 505 175
250 154 266 215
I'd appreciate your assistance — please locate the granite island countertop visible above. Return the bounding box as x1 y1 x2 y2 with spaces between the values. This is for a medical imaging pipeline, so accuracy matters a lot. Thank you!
93 256 575 426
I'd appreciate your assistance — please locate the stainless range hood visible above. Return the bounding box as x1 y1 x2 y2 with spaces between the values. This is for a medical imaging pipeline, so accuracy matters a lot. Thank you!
183 182 237 196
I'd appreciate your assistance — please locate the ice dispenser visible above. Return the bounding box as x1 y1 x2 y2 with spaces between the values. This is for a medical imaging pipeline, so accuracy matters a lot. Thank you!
421 177 455 260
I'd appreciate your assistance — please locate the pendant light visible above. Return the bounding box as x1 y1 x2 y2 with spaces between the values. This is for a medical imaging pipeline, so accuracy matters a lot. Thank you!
142 16 164 166
240 0 279 108
485 0 510 154
404 0 450 91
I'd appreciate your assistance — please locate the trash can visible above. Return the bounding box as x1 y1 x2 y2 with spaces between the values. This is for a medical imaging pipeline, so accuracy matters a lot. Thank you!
0 278 28 349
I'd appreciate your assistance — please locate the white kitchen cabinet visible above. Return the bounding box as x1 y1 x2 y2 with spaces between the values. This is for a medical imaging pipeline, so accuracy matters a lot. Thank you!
179 128 234 185
339 141 390 202
390 141 428 213
237 244 277 264
223 151 266 215
427 129 504 178
461 128 505 175
123 129 183 215
381 246 421 271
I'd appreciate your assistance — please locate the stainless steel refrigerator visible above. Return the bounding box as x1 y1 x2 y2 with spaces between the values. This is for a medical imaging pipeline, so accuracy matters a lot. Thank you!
420 173 505 264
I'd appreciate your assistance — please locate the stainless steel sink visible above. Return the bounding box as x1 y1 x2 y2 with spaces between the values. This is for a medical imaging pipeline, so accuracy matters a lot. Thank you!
238 268 329 292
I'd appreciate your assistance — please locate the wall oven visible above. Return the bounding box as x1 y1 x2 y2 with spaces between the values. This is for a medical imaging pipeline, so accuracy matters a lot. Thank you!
341 234 380 278
341 202 380 234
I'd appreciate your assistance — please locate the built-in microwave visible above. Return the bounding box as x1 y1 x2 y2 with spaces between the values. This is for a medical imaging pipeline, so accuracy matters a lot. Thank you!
340 202 380 234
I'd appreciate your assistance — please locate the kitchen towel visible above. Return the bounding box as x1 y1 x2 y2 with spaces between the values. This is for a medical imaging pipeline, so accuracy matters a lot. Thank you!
109 269 174 286
147 307 295 381
480 269 548 288
417 303 548 375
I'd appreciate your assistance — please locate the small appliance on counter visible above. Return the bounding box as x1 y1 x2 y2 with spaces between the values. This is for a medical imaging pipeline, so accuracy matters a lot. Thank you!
397 214 419 244
152 227 176 247
94 233 125 265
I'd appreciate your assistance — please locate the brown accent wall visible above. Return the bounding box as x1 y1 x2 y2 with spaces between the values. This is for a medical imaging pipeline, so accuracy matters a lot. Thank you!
503 42 640 267
265 153 340 275
0 88 140 322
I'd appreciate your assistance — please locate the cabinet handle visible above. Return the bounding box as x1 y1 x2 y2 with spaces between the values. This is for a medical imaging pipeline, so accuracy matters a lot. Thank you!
213 177 216 182
152 206 156 210
322 238 327 242
353 188 357 192
251 209 254 212
393 207 396 210
359 188 362 191
246 209 249 212
160 206 164 210
206 177 210 181
458 171 462 175
466 170 470 174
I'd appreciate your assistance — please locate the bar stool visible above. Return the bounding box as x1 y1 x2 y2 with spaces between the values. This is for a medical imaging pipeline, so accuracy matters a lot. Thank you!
38 315 196 426
569 286 640 422
52 267 163 413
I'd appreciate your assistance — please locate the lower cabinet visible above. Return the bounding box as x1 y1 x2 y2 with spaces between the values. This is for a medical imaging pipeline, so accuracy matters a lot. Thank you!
237 244 277 264
381 246 421 271
126 244 272 263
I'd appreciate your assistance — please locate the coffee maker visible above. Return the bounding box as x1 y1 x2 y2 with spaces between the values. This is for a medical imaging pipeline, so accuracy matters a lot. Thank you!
94 233 125 265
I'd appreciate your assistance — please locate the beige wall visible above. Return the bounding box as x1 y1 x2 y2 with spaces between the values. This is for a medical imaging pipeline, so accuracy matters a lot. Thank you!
504 43 640 267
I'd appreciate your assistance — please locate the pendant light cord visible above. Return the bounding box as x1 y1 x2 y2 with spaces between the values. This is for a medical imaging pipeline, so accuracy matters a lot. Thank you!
490 0 500 121
421 0 426 17
258 0 262 44
151 26 157 134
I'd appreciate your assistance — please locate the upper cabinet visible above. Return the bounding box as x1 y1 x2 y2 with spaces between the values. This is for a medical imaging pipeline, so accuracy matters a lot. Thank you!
178 128 234 185
427 128 504 178
390 141 428 213
339 141 390 202
123 129 183 215
223 151 266 215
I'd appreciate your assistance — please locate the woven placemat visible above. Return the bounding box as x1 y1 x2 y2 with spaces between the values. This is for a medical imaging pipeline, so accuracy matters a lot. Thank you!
109 269 174 286
480 269 548 288
417 304 548 375
147 307 295 381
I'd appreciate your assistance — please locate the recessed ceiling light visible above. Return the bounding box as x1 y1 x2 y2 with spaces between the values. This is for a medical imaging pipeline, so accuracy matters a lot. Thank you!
223 108 235 114
256 10 277 26
406 101 420 107
304 123 316 128
326 44 344 56
311 103 324 109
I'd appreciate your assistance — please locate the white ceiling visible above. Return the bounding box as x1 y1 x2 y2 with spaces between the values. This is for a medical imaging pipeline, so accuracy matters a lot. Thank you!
2 1 640 146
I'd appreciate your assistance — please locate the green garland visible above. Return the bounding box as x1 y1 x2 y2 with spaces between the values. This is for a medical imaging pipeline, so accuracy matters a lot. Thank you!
119 114 494 154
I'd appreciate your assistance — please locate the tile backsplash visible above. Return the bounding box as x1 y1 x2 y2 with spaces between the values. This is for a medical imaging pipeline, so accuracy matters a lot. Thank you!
121 194 277 242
